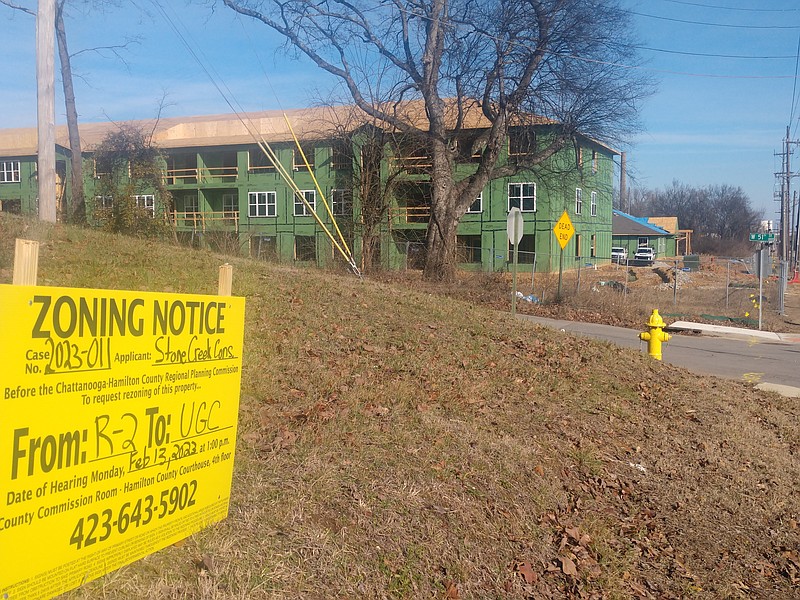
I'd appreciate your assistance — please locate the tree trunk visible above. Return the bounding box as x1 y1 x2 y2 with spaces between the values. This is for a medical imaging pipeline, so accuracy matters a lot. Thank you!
422 136 460 281
361 232 380 273
423 209 458 281
423 175 459 280
55 2 85 223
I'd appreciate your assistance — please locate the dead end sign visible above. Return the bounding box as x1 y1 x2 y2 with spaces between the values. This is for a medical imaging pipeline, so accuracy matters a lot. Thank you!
554 211 575 249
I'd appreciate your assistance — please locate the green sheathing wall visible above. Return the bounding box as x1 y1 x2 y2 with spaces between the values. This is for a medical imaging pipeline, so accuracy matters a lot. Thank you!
502 140 614 272
382 132 616 273
0 148 75 216
664 236 677 257
72 142 352 268
0 156 37 214
161 144 351 267
239 144 352 266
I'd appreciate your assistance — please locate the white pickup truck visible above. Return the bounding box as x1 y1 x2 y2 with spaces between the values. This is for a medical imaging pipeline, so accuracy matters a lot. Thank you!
634 247 655 264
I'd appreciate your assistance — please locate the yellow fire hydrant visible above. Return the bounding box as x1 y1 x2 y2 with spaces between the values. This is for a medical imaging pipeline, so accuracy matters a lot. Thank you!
639 309 671 360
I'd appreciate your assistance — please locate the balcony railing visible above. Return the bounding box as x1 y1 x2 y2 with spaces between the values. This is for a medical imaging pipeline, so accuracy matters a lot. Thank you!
388 206 431 224
168 210 239 231
165 168 198 185
391 155 432 174
202 166 238 180
165 166 239 185
248 165 276 173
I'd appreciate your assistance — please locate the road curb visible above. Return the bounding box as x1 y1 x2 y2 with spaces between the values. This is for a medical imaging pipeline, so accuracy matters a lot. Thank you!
756 383 800 398
667 321 798 343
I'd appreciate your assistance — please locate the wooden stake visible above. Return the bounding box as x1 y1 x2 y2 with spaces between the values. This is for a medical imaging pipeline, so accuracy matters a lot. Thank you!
13 239 40 286
218 263 233 296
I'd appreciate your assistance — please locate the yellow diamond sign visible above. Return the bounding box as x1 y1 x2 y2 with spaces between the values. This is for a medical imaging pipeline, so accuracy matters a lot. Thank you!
553 210 575 249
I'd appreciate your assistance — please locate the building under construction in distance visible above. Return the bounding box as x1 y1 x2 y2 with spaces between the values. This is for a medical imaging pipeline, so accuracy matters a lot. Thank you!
0 104 619 273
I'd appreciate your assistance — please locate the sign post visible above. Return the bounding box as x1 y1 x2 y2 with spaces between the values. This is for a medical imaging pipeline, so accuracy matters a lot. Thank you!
750 234 774 329
0 284 246 600
553 211 575 300
507 208 524 316
759 247 766 330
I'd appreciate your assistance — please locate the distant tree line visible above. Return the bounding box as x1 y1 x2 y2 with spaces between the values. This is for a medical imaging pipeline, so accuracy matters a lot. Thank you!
621 180 763 256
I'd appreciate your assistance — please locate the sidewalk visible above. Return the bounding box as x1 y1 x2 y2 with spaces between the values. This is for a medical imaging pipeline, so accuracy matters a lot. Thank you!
667 321 800 344
520 313 800 398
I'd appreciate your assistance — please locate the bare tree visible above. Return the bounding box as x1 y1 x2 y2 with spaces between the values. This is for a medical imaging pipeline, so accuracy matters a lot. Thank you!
221 0 649 281
2 0 137 222
312 101 424 272
630 180 763 255
618 186 652 215
92 123 173 237
53 1 86 221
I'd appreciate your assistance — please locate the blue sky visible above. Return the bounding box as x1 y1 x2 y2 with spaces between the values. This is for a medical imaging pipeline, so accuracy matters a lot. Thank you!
2 0 799 219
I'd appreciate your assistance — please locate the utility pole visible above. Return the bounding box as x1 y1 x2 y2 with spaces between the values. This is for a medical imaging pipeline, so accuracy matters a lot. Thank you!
794 189 800 272
619 151 627 213
37 0 57 223
773 127 800 273
781 126 791 262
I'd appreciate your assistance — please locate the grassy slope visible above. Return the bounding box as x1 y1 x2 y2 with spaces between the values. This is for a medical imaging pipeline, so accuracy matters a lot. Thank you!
2 215 798 599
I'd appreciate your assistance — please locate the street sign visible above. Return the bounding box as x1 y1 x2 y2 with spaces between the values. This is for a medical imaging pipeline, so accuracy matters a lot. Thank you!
554 211 575 250
507 208 524 246
749 232 775 242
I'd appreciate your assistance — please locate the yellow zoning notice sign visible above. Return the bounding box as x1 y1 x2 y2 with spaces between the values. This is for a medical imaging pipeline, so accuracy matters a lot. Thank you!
0 284 245 600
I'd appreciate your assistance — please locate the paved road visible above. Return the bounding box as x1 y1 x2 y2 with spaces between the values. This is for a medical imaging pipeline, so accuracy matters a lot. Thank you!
519 314 800 394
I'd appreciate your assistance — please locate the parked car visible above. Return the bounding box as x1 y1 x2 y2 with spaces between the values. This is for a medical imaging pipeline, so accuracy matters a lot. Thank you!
634 247 655 264
611 246 628 262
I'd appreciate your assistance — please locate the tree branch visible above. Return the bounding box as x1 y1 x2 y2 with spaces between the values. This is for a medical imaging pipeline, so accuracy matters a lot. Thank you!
222 0 419 134
70 37 141 65
0 0 34 16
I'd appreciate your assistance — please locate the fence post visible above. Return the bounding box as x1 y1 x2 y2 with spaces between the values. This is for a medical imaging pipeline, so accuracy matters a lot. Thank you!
726 260 730 309
13 239 39 286
218 263 233 296
673 260 678 305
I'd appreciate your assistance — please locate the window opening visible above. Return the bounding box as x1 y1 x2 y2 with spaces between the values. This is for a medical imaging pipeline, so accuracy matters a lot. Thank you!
508 182 536 212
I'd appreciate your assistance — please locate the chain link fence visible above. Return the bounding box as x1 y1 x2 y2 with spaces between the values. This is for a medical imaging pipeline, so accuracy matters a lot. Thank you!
175 230 790 327
399 240 789 326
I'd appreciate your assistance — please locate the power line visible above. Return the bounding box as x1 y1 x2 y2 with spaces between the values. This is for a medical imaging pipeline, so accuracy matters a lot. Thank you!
564 52 799 79
635 45 796 60
791 34 800 138
651 0 800 13
630 10 800 30
393 3 800 79
137 0 361 274
231 10 288 114
525 40 800 80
